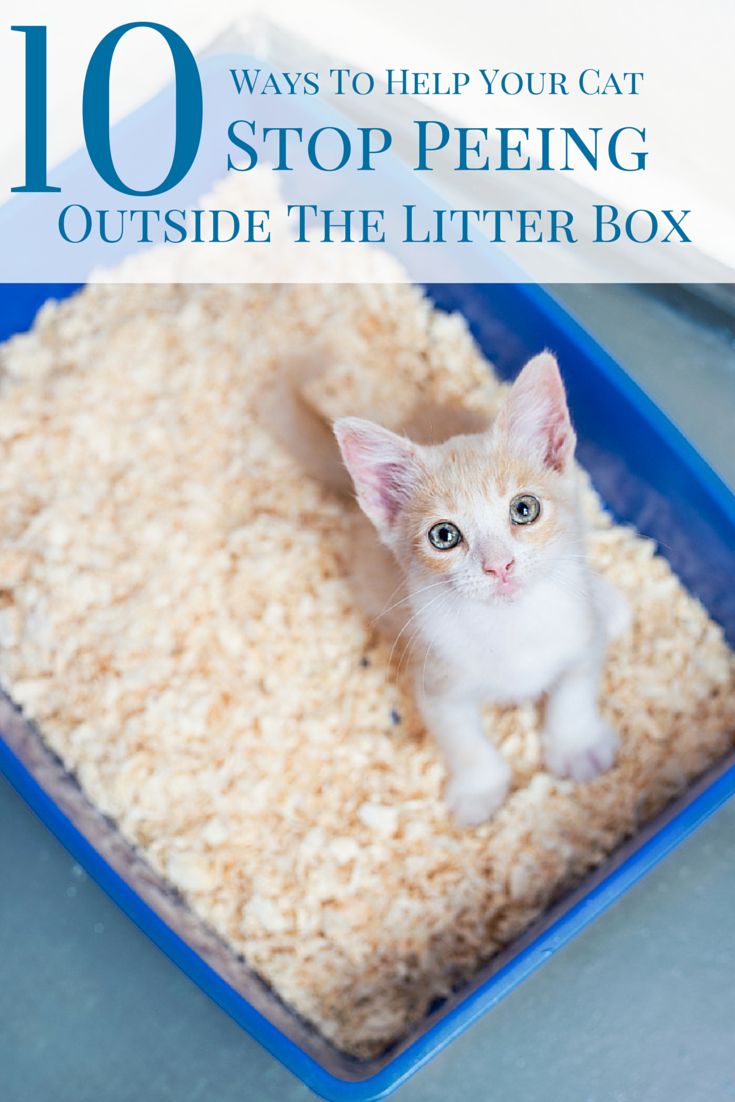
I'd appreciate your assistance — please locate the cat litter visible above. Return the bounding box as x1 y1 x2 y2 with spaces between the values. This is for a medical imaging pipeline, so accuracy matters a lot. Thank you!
0 280 734 1060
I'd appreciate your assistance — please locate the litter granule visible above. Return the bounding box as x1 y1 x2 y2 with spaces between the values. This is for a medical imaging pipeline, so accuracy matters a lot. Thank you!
0 281 733 1057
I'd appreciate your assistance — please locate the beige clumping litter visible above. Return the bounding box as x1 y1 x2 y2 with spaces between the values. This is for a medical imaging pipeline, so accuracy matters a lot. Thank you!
0 281 734 1058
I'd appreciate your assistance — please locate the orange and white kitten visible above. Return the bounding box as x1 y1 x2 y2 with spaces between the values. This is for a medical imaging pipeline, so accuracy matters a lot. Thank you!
335 352 628 826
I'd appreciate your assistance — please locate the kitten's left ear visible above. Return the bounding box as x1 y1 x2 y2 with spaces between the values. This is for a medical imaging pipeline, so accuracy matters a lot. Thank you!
495 351 576 473
334 416 421 532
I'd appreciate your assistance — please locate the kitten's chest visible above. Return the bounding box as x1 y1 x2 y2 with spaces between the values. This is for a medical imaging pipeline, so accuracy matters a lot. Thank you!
418 582 589 703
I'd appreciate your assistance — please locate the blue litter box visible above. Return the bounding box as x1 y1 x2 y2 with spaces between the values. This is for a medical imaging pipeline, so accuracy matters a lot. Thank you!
1 49 735 1102
1 279 735 1102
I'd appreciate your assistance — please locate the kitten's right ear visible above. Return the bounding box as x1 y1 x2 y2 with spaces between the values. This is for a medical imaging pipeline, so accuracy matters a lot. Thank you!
334 417 421 530
494 351 575 473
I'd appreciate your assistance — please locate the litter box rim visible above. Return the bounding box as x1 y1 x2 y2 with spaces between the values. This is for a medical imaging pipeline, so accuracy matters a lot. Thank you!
1 279 735 1101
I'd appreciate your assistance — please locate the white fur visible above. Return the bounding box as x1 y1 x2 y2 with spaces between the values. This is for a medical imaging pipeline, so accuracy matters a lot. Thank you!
410 561 619 824
335 352 627 826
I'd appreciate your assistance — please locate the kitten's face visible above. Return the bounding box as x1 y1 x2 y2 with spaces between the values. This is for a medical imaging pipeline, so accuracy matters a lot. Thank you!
398 439 579 603
335 351 581 606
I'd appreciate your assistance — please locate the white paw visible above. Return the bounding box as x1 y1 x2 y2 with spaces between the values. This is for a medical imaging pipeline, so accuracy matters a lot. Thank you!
446 757 511 827
543 719 619 782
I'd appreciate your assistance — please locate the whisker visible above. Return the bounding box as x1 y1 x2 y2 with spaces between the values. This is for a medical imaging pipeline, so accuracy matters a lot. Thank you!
398 599 451 683
398 596 451 675
387 588 448 670
396 590 454 679
371 576 406 620
375 579 447 622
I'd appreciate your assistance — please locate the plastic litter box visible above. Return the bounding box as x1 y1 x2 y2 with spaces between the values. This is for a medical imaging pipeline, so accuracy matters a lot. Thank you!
1 49 735 1102
1 278 735 1101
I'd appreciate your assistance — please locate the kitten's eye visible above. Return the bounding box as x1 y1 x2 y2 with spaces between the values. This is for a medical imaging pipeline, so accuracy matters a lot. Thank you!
428 521 463 550
509 494 541 525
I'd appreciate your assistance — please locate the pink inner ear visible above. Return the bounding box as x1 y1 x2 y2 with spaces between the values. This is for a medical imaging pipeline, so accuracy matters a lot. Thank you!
336 420 417 527
543 412 572 472
360 460 410 523
498 353 575 472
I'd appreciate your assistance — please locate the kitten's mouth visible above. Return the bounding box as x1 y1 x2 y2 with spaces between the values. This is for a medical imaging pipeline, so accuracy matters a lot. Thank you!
456 577 521 602
492 578 520 601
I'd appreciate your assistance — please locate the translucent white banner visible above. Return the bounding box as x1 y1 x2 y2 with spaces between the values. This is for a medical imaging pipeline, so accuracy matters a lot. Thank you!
0 0 732 283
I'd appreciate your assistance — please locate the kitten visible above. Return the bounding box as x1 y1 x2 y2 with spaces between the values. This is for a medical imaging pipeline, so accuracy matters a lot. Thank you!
334 352 628 826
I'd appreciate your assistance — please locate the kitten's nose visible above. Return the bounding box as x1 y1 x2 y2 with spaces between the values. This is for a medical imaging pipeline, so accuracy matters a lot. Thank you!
482 557 515 582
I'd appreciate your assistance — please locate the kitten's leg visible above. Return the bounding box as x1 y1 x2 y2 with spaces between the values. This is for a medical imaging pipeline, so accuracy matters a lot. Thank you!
415 683 511 826
542 654 619 781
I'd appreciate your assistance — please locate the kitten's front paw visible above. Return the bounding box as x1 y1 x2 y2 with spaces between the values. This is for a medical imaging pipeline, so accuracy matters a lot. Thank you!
543 719 619 782
446 757 511 827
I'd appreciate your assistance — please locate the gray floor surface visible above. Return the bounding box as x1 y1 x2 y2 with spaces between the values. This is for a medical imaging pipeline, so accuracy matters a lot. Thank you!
1 284 734 1102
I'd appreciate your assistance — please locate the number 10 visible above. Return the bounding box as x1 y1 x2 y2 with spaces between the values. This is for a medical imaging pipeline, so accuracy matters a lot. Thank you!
11 22 203 196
